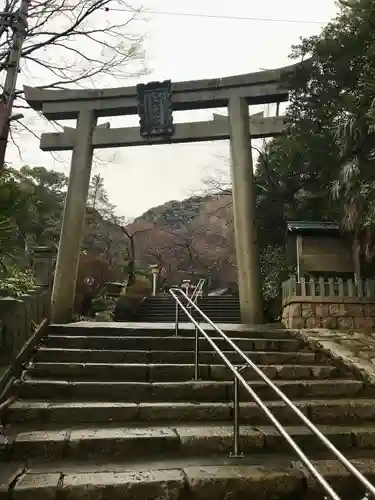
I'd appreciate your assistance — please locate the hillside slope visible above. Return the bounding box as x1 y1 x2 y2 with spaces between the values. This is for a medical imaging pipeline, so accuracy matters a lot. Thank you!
125 194 237 289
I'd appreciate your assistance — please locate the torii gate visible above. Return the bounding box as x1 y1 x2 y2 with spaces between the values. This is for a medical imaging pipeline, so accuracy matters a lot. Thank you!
24 61 301 325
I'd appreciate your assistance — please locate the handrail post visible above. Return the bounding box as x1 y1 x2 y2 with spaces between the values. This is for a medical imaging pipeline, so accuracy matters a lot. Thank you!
230 368 244 458
175 300 179 336
194 323 200 380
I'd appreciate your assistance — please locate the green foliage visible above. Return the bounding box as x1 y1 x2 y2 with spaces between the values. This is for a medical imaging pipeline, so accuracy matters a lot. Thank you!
287 0 375 236
88 174 117 220
0 166 68 299
260 246 289 302
0 218 19 260
0 164 128 316
115 294 143 321
140 196 211 228
91 295 116 313
94 310 114 322
0 169 29 261
19 166 67 246
0 268 36 298
255 0 375 270
0 166 68 264
126 274 152 297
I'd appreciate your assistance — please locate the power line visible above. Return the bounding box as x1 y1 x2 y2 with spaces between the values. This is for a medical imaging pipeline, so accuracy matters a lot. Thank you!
115 8 327 25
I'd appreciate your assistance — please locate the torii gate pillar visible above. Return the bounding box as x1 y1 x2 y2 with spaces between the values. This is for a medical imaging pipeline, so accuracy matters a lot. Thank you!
50 110 96 323
228 96 263 324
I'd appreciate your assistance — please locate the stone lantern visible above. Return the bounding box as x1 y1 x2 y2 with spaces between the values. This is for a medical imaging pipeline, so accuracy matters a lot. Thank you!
149 264 160 297
33 245 56 291
181 279 191 297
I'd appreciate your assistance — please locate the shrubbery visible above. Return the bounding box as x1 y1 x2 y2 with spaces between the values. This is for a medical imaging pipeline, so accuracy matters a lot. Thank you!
0 267 36 298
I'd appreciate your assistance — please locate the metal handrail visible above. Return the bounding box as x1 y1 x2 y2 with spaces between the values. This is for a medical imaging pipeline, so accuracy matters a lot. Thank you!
188 278 205 307
169 287 375 500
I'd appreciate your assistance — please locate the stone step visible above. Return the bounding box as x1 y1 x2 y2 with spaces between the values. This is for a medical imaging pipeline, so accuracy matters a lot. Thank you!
5 424 375 462
200 303 240 306
139 297 240 304
139 302 241 307
145 296 240 300
135 313 242 320
34 348 324 365
133 314 241 325
6 399 375 426
48 325 291 339
139 311 241 317
42 335 305 352
2 458 375 500
140 302 240 307
141 302 240 308
136 308 240 313
136 316 242 323
0 462 306 500
138 305 241 311
17 379 367 402
141 299 239 304
25 362 345 382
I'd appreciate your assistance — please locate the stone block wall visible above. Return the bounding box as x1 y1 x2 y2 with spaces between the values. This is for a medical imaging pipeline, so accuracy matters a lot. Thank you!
0 287 50 363
282 300 375 332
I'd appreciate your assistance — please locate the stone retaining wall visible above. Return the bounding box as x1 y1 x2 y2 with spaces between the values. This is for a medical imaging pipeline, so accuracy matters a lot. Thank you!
0 287 50 364
282 299 375 332
289 328 375 386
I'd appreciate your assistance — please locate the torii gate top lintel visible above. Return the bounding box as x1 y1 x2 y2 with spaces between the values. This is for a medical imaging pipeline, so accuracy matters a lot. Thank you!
23 59 309 120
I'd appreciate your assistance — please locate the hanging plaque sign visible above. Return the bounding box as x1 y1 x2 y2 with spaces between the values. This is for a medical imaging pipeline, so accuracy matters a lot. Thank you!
136 80 174 138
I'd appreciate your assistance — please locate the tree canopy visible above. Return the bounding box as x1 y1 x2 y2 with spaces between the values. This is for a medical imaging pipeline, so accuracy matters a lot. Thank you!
0 166 128 295
254 0 375 259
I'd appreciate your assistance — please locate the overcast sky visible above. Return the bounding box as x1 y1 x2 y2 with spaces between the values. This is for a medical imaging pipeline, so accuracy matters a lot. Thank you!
6 0 339 218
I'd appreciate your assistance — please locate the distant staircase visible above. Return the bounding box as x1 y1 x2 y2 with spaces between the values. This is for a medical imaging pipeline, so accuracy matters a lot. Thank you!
132 295 241 323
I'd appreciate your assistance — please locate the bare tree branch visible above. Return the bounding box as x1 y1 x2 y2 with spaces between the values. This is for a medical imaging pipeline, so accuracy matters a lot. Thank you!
9 123 23 161
1 1 147 89
0 0 147 160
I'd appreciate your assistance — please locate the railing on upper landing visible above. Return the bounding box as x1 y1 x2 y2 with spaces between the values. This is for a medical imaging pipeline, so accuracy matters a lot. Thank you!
282 275 375 304
188 278 205 306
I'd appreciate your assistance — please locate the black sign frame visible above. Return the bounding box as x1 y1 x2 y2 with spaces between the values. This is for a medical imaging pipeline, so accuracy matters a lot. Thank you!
137 80 174 138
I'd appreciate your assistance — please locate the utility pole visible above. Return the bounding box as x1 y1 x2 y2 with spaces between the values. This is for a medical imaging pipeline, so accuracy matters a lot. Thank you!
0 0 30 170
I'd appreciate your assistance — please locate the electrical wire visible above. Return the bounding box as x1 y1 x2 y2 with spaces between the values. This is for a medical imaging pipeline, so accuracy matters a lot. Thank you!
112 7 327 25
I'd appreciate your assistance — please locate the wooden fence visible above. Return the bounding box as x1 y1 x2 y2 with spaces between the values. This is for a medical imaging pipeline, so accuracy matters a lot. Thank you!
282 275 375 303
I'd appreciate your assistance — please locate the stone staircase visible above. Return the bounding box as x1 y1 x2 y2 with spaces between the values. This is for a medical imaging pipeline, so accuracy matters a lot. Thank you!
132 295 241 323
1 322 375 499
